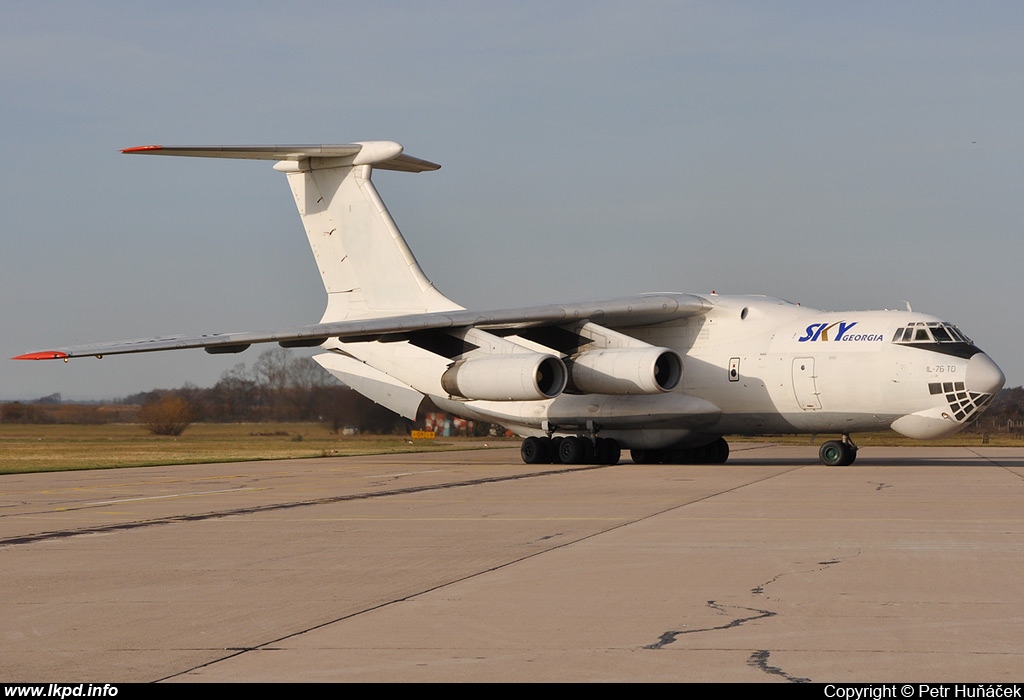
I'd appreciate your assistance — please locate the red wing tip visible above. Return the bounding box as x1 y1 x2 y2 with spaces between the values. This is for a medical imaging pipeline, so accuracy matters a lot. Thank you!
121 145 163 153
12 351 68 361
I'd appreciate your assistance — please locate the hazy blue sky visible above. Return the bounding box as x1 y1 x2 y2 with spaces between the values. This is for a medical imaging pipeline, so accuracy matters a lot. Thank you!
3 1 1022 400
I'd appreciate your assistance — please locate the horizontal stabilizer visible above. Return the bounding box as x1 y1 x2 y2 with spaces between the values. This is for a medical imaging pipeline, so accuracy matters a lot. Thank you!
122 141 441 172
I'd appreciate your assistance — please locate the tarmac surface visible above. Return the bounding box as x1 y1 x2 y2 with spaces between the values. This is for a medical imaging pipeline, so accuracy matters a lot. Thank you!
1 443 1023 683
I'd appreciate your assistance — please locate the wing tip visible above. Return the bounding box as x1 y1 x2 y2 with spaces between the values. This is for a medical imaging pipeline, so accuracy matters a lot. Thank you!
122 145 163 154
12 351 68 361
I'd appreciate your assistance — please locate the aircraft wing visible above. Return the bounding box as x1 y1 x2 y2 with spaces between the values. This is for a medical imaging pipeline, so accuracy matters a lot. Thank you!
13 293 711 361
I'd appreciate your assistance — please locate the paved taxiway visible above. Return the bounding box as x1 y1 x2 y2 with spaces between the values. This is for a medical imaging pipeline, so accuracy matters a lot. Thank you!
2 443 1023 682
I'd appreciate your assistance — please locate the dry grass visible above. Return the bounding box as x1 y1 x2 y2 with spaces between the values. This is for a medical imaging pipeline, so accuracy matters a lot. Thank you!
0 423 508 474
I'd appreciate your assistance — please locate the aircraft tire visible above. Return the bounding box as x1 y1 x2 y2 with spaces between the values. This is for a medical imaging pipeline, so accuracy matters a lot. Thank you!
711 437 730 464
606 439 621 466
667 447 694 464
539 436 556 463
630 448 659 464
559 436 586 464
819 440 854 466
521 436 549 464
596 438 621 465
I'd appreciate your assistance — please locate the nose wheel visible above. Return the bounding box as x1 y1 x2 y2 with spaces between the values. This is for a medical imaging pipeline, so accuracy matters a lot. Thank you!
819 436 857 466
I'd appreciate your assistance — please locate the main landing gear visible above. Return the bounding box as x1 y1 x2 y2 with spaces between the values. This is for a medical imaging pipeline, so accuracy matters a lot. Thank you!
520 435 621 465
629 437 730 465
819 434 858 466
521 436 733 466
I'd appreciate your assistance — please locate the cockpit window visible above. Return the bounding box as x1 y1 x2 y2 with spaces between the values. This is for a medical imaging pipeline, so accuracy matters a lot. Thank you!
949 326 970 343
893 321 973 345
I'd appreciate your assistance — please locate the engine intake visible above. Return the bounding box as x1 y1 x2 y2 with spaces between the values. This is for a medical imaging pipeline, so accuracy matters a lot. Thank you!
441 354 567 401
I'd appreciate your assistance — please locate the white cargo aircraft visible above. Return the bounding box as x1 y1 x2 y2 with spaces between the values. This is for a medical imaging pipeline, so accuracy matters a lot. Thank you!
15 141 1006 466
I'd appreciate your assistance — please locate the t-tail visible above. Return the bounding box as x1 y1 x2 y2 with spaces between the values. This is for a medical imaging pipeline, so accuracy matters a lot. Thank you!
123 141 462 322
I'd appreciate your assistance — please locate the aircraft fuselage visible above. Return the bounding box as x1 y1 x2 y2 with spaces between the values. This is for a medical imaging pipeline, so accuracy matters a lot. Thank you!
425 294 1003 450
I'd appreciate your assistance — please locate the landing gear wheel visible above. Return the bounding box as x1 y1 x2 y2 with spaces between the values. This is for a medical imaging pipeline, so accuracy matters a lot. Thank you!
521 436 549 464
559 436 586 464
710 437 730 464
595 438 621 465
840 442 857 466
819 440 856 466
630 448 662 464
819 440 843 466
667 447 694 464
606 439 621 466
551 436 564 457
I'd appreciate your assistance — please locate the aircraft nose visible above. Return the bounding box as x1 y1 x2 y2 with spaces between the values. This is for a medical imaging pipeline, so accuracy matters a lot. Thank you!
966 352 1005 395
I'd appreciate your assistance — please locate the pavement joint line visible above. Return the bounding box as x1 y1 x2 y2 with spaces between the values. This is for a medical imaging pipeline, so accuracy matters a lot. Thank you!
0 463 610 548
154 463 805 682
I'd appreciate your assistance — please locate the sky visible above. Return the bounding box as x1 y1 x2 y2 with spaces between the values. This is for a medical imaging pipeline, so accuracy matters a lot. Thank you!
2 1 1022 401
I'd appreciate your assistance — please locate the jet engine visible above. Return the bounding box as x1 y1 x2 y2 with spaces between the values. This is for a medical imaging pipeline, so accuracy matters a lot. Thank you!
568 347 682 395
441 354 567 401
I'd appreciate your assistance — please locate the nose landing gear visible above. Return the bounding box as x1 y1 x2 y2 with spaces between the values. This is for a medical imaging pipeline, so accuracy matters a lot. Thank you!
819 435 858 466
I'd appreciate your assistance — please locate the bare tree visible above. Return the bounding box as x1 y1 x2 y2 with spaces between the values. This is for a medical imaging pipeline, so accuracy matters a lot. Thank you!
210 363 259 420
253 348 292 417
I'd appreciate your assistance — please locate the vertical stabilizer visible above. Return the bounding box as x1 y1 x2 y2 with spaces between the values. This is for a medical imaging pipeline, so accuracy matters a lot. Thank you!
123 141 462 322
283 161 461 322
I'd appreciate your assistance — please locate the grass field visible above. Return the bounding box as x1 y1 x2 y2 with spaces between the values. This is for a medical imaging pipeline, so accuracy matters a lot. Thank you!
0 423 506 474
0 423 1019 475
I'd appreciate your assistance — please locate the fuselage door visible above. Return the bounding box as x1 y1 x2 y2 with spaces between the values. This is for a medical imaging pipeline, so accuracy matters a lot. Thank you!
792 357 821 410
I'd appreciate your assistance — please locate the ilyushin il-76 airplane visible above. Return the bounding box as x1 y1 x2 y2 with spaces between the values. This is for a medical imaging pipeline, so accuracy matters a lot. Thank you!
15 141 1006 467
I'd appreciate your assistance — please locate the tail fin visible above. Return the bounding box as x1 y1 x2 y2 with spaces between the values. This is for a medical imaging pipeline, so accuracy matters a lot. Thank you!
124 141 461 322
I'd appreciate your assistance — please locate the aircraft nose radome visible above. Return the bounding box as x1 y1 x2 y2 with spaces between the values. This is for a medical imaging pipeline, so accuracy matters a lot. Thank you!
966 353 1005 396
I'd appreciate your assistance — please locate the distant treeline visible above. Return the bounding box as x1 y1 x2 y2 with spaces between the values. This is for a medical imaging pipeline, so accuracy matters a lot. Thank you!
1 349 418 434
3 348 1023 436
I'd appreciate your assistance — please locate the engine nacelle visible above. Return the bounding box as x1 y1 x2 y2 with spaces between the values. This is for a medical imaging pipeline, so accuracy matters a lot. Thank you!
569 347 682 395
441 354 567 401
